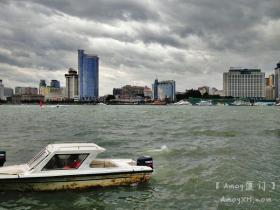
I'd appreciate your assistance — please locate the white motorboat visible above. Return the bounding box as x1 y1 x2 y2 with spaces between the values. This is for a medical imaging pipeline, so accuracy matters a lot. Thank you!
0 143 153 191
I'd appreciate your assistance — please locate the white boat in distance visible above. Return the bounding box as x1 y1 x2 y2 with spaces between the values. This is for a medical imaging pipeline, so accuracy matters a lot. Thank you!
0 143 153 191
196 100 213 106
174 100 190 105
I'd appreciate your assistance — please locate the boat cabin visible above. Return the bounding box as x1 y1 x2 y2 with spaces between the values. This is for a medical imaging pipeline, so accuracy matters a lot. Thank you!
27 143 110 173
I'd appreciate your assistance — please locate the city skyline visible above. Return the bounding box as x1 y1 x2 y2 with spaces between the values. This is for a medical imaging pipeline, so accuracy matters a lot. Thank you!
0 0 280 95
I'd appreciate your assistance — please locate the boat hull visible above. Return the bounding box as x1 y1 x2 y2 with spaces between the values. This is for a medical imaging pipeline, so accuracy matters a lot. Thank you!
0 171 152 191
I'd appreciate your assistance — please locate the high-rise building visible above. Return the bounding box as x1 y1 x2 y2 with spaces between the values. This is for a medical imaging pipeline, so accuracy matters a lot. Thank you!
223 68 265 98
268 74 275 86
152 79 159 100
265 73 275 100
78 49 99 101
0 80 4 100
265 78 270 86
50 80 60 89
65 68 79 99
275 62 280 100
152 79 176 102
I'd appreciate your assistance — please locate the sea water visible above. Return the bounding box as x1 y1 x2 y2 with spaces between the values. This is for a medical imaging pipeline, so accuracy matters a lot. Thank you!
0 105 279 209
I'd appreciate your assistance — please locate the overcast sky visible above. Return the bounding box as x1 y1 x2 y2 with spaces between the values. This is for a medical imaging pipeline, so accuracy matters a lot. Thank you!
0 0 279 95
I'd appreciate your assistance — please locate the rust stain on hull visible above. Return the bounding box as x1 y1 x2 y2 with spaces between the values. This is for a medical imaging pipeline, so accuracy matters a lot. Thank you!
0 173 152 191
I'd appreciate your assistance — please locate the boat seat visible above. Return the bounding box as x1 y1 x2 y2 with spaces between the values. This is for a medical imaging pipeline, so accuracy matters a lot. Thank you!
90 159 117 168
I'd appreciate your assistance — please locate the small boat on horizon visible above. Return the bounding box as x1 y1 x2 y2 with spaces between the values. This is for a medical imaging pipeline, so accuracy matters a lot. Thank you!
174 100 190 105
0 143 153 191
230 100 251 106
195 100 213 106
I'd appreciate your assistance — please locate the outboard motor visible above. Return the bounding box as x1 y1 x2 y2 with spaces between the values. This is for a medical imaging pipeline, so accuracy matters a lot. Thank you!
0 151 6 167
137 156 153 169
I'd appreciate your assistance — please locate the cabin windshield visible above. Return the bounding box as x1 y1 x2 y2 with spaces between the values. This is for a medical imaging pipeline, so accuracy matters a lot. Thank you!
27 148 49 169
42 154 88 170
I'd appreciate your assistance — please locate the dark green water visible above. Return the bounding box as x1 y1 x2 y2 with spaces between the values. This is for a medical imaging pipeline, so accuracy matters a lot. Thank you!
0 105 279 210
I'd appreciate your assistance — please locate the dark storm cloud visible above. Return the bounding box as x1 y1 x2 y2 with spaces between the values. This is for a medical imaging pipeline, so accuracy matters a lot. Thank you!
23 0 159 22
156 0 280 52
0 0 279 94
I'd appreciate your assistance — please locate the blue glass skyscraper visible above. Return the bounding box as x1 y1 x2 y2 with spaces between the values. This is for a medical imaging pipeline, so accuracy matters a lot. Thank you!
78 49 99 101
50 80 60 88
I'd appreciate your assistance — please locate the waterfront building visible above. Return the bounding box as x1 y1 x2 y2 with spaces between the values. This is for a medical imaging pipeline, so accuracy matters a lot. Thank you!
50 80 60 89
265 78 270 86
121 85 144 97
65 68 79 99
152 79 176 102
15 87 38 95
209 87 218 95
209 88 224 96
113 88 122 97
265 86 275 100
0 80 4 100
215 90 225 96
223 68 265 98
144 86 152 98
39 86 65 102
4 87 13 99
12 95 44 104
265 73 275 100
39 80 47 88
275 62 280 100
78 49 99 101
113 85 144 99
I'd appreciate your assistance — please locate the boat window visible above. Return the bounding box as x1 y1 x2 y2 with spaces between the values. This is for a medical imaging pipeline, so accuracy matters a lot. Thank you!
42 154 88 170
28 148 49 169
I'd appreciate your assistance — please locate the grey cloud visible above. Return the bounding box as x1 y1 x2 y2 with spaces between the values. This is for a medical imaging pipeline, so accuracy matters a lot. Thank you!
156 0 280 52
25 0 159 22
0 0 279 94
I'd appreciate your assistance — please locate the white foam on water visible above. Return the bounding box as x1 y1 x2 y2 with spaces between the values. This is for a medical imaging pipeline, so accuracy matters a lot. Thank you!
150 145 168 152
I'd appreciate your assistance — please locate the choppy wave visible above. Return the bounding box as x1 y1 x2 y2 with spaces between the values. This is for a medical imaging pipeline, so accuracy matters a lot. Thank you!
262 129 280 137
191 130 237 137
149 145 168 152
0 105 279 209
